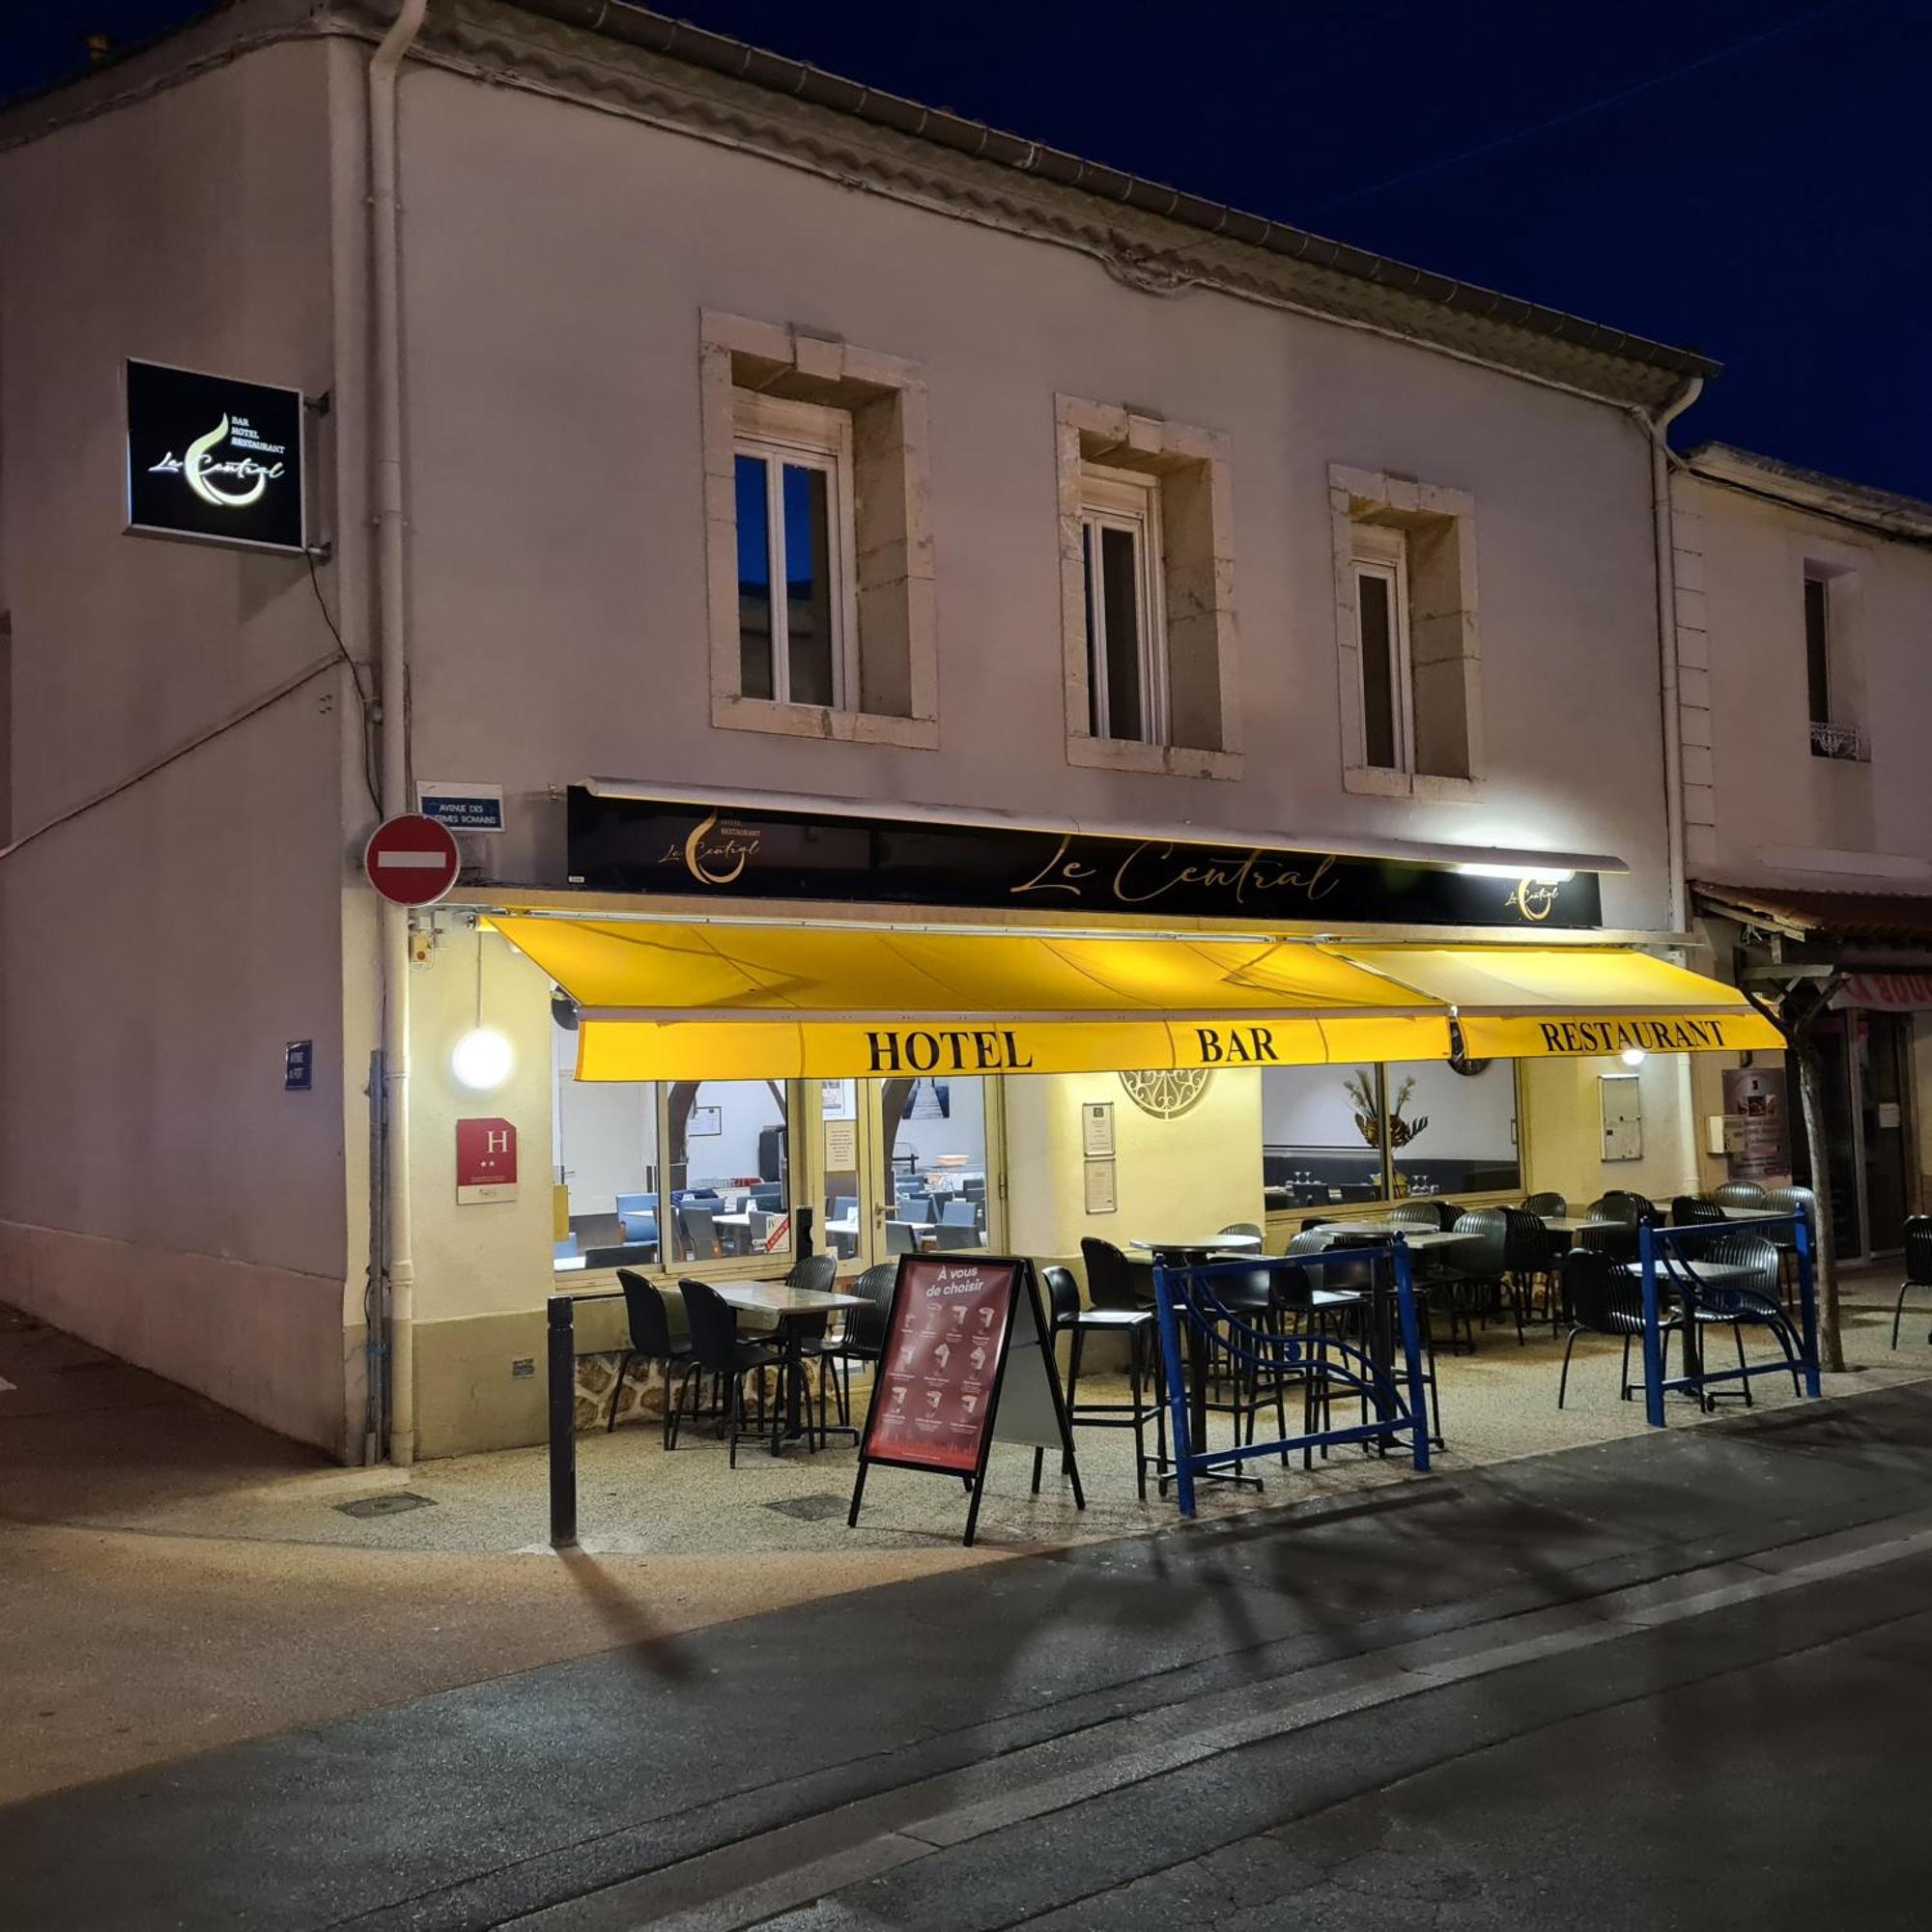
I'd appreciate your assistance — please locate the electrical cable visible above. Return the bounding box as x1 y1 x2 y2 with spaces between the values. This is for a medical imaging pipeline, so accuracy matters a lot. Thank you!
1 548 383 865
307 546 384 813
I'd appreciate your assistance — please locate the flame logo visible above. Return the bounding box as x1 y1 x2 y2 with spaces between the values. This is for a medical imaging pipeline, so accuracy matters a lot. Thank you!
682 811 752 886
1510 879 1558 923
185 416 269 508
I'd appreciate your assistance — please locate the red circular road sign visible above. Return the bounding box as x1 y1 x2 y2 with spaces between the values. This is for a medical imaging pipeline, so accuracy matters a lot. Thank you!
363 813 461 906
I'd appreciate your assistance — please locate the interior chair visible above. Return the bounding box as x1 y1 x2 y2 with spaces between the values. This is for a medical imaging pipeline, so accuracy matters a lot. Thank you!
885 1220 919 1255
933 1223 980 1250
1556 1246 1670 1408
1059 1252 1163 1500
674 1279 784 1465
677 1203 721 1263
609 1270 692 1446
1890 1216 1932 1348
941 1198 979 1228
553 1236 581 1264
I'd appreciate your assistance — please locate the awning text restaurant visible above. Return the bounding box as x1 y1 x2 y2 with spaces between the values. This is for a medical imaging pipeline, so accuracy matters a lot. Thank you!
401 787 1773 1458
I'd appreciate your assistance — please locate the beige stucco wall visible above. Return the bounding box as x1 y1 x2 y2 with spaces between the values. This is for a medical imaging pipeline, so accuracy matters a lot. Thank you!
1004 1071 1264 1266
391 62 1674 934
1520 1052 1699 1209
0 41 360 1455
1680 471 1932 887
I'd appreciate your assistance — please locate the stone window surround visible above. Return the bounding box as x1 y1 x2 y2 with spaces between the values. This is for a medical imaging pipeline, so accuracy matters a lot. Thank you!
701 310 938 749
1056 396 1241 781
1330 464 1483 802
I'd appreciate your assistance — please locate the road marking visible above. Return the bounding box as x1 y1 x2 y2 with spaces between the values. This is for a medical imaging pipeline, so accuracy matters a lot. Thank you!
505 1514 1932 1932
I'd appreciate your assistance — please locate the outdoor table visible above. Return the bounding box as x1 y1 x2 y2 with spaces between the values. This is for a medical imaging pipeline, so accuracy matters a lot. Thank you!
1129 1234 1263 1254
1540 1215 1615 1234
714 1282 867 1447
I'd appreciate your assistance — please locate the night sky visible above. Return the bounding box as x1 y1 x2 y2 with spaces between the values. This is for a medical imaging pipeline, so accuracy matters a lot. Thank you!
7 1 1924 497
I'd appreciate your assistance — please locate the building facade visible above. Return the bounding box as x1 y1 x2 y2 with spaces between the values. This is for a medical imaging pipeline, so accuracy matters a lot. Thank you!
1673 446 1932 1258
2 0 1778 1462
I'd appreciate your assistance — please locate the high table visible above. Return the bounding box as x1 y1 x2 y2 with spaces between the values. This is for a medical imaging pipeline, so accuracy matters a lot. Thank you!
1129 1234 1263 1255
714 1281 867 1447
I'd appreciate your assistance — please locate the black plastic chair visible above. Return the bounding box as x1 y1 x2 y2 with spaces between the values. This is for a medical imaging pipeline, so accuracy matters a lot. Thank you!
1691 1235 1805 1403
1557 1246 1671 1407
1713 1181 1768 1209
830 1261 897 1419
1891 1217 1932 1348
781 1253 840 1435
675 1279 783 1465
1671 1195 1726 1226
1450 1208 1520 1344
1523 1191 1568 1218
609 1270 692 1447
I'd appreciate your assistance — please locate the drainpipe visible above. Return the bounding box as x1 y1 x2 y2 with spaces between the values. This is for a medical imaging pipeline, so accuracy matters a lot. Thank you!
1640 373 1704 1194
1641 374 1704 936
371 0 427 1464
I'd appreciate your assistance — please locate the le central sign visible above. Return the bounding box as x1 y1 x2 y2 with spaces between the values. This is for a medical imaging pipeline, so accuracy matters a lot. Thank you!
125 358 307 555
566 789 1605 931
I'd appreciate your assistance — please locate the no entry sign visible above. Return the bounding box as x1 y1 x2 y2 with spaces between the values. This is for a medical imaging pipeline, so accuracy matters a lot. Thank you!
363 814 461 906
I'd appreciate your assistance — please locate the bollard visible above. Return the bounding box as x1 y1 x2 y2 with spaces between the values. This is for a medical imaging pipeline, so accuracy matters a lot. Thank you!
547 1294 578 1548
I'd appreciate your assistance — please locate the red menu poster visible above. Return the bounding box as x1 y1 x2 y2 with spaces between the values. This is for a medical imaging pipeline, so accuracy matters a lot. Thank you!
862 1256 1017 1474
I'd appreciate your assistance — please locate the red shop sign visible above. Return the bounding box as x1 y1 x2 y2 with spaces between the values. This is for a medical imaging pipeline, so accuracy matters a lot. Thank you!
456 1117 518 1205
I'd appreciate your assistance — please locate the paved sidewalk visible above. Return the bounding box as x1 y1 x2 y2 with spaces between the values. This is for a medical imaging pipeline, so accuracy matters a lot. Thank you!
3 1277 1926 1806
3 1379 1931 1930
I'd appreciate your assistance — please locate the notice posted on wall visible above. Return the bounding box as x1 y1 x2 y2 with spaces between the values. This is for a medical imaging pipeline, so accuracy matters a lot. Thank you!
866 1257 1016 1474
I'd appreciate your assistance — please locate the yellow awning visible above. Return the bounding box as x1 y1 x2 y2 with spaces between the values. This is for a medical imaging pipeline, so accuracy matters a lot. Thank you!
487 918 1451 1078
1332 947 1781 1058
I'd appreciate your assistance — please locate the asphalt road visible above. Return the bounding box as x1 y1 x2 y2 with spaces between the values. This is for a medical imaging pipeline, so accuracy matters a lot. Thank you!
5 1385 1931 1931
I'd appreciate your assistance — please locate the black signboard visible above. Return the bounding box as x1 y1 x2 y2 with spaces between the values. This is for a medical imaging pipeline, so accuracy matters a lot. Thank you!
567 788 1605 930
125 359 306 554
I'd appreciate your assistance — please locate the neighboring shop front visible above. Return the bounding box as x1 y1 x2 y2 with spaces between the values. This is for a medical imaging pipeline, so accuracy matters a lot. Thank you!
398 788 1774 1456
1694 884 1932 1259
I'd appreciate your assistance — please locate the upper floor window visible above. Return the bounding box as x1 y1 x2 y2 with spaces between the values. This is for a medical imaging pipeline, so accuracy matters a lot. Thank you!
1351 526 1411 772
1080 463 1167 745
1331 467 1482 800
1057 396 1240 781
734 394 855 711
701 312 938 750
1803 565 1868 761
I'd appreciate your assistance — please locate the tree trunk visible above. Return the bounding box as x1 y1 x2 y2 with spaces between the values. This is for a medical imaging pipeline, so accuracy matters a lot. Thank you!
1792 1034 1847 1373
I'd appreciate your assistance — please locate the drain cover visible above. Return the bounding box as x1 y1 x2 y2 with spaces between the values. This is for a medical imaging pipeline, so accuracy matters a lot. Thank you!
335 1492 436 1520
762 1493 848 1522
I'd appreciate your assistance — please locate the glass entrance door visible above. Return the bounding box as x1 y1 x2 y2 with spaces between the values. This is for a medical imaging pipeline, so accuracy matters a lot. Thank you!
818 1076 1001 1269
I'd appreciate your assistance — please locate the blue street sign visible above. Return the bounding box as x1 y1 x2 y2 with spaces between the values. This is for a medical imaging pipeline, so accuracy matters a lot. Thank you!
417 781 504 833
284 1040 313 1092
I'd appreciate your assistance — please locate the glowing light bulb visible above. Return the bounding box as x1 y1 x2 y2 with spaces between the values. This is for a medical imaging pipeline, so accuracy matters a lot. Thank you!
1620 1046 1647 1067
452 1027 514 1090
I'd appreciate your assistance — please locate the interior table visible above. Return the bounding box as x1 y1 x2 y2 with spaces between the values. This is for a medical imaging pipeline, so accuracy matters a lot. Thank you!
713 1282 867 1448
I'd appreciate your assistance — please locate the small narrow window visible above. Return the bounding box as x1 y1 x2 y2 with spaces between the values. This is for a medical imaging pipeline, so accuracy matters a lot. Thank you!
732 393 855 710
1804 573 1831 729
1352 527 1412 772
1080 466 1165 745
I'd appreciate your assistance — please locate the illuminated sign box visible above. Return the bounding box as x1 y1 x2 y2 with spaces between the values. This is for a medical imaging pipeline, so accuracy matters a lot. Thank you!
125 358 307 555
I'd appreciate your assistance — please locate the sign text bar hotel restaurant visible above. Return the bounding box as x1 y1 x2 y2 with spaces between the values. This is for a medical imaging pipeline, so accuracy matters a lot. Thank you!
566 789 1604 930
125 359 307 555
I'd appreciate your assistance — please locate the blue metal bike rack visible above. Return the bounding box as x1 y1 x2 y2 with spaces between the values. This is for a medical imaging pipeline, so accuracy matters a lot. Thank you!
1151 1241 1432 1518
1636 1212 1822 1427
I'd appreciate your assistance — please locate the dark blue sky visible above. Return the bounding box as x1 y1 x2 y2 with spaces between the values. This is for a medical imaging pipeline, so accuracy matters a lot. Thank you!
9 1 1924 496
